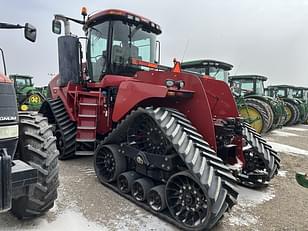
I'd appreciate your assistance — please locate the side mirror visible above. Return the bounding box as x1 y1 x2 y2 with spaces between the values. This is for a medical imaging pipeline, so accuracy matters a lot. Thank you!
52 20 61 34
24 23 36 42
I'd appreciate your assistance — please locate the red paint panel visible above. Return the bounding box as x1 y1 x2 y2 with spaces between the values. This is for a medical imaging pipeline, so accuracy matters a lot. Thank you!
112 81 168 121
133 71 217 150
201 78 240 118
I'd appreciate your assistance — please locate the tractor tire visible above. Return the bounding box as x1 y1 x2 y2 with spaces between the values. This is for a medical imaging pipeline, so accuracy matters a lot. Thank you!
284 101 299 125
239 98 273 134
11 112 59 219
95 107 238 231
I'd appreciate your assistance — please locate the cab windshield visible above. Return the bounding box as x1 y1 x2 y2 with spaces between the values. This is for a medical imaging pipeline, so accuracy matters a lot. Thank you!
183 66 227 81
293 89 303 98
255 80 264 96
87 20 157 81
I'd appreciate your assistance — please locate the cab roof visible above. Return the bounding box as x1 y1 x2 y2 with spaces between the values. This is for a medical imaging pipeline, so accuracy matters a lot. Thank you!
181 59 233 71
267 85 294 89
9 74 33 79
229 75 267 81
85 9 162 34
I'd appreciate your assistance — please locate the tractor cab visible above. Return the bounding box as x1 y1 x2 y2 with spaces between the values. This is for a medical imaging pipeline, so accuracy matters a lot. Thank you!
229 75 267 97
52 9 161 85
181 59 233 82
293 87 308 102
9 74 33 89
267 85 294 99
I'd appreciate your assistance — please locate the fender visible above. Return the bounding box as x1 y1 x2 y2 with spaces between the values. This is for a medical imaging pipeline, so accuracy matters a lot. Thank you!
112 81 168 122
201 78 240 118
40 74 76 122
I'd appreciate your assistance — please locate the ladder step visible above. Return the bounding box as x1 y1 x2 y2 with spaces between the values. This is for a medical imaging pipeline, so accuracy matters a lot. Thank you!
79 103 98 106
78 114 97 118
75 151 94 156
76 138 96 142
77 126 96 130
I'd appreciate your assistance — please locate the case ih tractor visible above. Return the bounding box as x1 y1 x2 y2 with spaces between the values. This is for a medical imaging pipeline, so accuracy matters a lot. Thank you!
0 23 59 218
267 85 306 125
228 75 287 133
9 74 46 111
40 9 279 230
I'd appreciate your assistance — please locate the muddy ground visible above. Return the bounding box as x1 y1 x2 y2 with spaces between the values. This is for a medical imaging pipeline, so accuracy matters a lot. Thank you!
0 125 308 231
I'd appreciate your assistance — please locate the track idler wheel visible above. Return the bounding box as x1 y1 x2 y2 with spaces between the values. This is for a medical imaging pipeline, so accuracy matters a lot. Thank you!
147 185 166 212
131 178 154 202
94 144 127 183
117 171 141 193
166 171 211 230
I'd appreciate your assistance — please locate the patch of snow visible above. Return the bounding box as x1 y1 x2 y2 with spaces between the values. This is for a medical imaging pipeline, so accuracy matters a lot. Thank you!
277 170 287 177
4 209 108 231
110 211 174 231
229 213 258 226
237 186 275 207
270 130 298 137
226 186 275 228
267 142 308 156
282 127 307 132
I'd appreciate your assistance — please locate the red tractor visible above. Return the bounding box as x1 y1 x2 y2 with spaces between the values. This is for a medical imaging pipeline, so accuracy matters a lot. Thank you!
40 8 280 230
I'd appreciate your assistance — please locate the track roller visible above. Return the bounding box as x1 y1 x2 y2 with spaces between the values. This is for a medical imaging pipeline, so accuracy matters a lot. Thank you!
166 171 210 230
94 144 127 183
117 171 141 193
132 178 154 202
147 185 166 212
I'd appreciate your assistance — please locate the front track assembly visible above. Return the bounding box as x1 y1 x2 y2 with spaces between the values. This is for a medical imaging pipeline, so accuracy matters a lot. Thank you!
240 122 280 187
94 107 238 230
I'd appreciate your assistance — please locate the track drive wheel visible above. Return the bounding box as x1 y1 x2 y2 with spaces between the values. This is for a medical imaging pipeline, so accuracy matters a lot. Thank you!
166 171 211 230
12 112 59 219
94 144 127 183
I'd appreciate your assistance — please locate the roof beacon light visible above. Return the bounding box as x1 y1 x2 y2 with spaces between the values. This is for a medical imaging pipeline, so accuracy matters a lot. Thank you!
81 7 88 17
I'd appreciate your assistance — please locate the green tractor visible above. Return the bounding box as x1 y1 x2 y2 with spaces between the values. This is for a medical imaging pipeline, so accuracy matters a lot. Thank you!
9 74 46 111
267 85 306 125
181 59 233 82
293 87 308 124
229 75 287 134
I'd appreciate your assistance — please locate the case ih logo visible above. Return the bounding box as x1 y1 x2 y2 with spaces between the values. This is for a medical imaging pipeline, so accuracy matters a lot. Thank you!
0 116 17 121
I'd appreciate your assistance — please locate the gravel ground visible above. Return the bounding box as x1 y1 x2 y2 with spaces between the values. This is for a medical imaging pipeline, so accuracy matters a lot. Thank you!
0 125 307 231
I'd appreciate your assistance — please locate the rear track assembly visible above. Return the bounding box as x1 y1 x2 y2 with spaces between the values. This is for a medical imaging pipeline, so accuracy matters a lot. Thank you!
240 122 280 187
95 107 238 230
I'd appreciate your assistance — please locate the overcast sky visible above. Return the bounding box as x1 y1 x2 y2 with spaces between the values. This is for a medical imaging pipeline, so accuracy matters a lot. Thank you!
1 0 308 87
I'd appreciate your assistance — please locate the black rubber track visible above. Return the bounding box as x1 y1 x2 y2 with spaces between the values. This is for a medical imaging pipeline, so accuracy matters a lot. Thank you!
47 98 76 160
98 107 238 231
11 112 59 219
241 122 280 187
284 101 300 126
243 98 274 134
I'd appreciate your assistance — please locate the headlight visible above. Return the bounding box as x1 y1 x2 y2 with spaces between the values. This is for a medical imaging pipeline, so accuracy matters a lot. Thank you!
165 79 175 87
0 125 19 139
